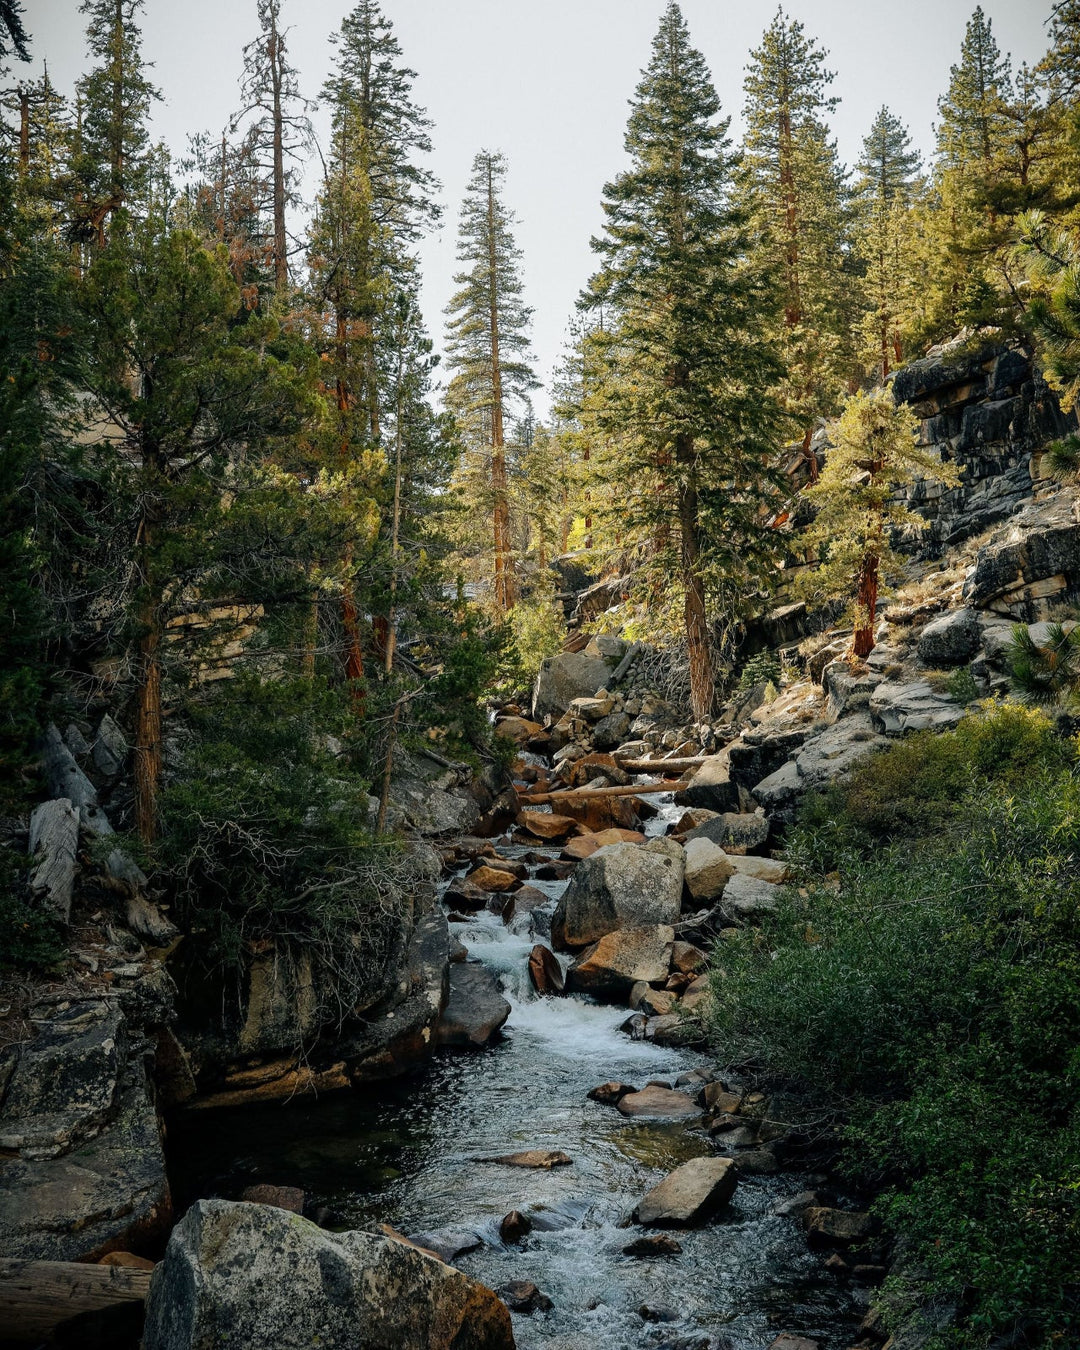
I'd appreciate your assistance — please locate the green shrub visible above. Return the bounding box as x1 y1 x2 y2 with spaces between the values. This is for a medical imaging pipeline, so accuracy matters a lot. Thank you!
507 591 566 684
945 664 979 704
708 706 1080 1346
0 851 65 972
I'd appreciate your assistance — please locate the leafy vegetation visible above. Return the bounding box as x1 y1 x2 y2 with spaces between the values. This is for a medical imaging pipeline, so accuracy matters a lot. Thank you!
709 702 1080 1345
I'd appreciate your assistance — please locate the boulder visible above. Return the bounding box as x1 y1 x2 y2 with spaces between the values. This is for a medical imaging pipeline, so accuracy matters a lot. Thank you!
142 1200 514 1350
553 843 683 947
670 941 706 974
754 713 888 815
727 854 788 884
682 836 734 902
684 812 769 853
557 794 639 833
633 1156 738 1227
592 712 631 751
444 878 495 912
803 1206 879 1250
436 963 510 1048
467 865 519 894
533 652 612 721
962 494 1080 616
493 716 543 746
720 874 782 923
615 1086 699 1119
517 811 577 841
646 1014 706 1048
389 750 482 838
869 681 966 735
405 1227 483 1262
92 713 128 778
528 944 564 996
916 608 980 667
566 926 674 998
636 987 676 1016
565 753 629 788
503 886 550 926
673 755 738 813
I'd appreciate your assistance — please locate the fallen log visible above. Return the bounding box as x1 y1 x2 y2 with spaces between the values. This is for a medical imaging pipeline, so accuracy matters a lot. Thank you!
612 755 711 774
0 1258 152 1347
519 781 685 806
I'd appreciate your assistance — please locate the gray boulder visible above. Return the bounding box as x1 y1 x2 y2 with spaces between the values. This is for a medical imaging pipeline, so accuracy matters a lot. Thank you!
682 836 733 901
720 874 782 923
917 608 980 667
93 713 128 778
684 812 770 853
142 1200 515 1350
962 494 1080 617
592 711 631 751
633 1156 738 1227
869 681 967 735
436 962 511 1048
532 651 611 721
553 842 683 947
674 754 738 813
389 750 482 838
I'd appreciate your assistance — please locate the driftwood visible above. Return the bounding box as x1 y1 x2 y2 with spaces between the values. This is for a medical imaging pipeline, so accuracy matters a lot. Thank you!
613 755 710 774
28 798 79 924
519 781 685 806
0 1258 152 1346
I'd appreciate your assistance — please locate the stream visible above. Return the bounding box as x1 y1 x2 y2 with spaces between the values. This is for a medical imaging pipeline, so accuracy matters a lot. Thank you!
170 789 864 1350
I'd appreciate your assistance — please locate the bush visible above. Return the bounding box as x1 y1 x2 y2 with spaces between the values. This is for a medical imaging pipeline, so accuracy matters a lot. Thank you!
157 675 413 1022
739 649 781 691
0 851 65 972
507 591 566 683
708 704 1080 1346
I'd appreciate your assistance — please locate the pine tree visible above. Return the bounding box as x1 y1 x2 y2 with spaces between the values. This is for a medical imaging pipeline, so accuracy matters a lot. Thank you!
444 149 535 615
72 0 160 246
233 0 312 296
853 106 921 379
741 6 853 454
585 2 787 719
0 1 29 66
937 6 1012 173
799 390 959 657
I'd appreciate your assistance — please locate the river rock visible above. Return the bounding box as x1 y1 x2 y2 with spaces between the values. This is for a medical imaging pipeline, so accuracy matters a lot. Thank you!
497 1280 553 1313
142 1200 514 1350
499 1210 532 1244
702 1082 742 1114
622 1234 682 1257
803 1206 879 1249
646 1013 706 1048
682 836 733 901
727 854 788 884
670 940 706 974
615 1086 699 1119
533 652 612 720
685 812 770 853
491 1150 572 1169
406 1227 484 1262
565 926 674 997
587 1081 635 1105
528 944 564 995
443 878 492 912
674 754 738 813
565 752 629 787
467 865 519 894
554 844 683 947
680 975 710 1012
768 1336 822 1350
592 711 631 751
517 810 577 841
719 873 782 923
494 716 543 745
633 1156 738 1227
436 963 511 1048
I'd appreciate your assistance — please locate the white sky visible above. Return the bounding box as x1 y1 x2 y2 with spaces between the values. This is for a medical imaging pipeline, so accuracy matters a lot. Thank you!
25 0 1053 411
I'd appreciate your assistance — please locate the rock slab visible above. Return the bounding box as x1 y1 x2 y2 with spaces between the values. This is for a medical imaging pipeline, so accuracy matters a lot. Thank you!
142 1200 515 1350
634 1156 738 1228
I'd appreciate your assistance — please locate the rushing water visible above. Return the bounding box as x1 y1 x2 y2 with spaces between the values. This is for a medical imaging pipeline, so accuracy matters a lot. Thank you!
170 796 864 1349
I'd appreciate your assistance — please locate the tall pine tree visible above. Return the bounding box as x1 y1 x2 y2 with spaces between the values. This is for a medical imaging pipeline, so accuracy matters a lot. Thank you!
444 149 535 615
585 2 787 719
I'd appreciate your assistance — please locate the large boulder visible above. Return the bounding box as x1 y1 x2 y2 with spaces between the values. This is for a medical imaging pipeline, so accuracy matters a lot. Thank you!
436 962 511 1048
684 812 770 853
916 608 981 667
615 1086 699 1119
592 712 631 751
962 494 1080 618
566 925 674 997
682 836 734 901
142 1200 515 1350
389 750 482 837
674 754 738 813
753 713 888 817
720 874 782 923
532 652 612 721
553 841 683 948
633 1156 738 1227
869 681 966 736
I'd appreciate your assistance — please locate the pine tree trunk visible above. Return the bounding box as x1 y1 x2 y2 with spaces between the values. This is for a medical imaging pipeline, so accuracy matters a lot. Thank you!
853 551 879 659
486 159 513 614
676 432 714 720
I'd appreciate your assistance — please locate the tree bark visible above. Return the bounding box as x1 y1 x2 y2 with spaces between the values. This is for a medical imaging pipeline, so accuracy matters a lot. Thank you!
853 550 879 658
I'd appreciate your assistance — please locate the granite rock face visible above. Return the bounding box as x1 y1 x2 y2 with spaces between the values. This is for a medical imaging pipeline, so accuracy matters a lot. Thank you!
553 841 683 948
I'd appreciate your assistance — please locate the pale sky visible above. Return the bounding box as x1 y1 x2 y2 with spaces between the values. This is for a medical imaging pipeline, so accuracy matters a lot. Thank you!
25 0 1053 411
